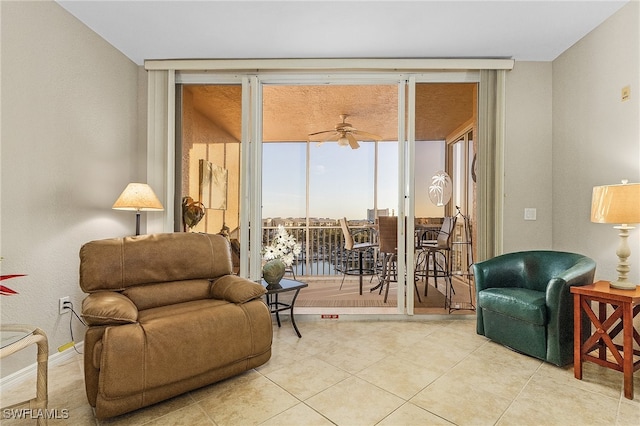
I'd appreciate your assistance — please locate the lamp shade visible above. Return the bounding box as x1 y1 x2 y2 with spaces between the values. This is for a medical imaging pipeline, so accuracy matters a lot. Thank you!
591 182 640 224
112 183 164 211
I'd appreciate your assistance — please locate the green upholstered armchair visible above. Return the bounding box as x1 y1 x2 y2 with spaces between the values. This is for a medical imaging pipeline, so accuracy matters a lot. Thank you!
473 251 596 366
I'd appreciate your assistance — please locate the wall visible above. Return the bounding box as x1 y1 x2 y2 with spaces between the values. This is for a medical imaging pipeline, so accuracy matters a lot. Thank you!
0 0 143 377
552 1 640 284
503 62 554 252
181 87 241 235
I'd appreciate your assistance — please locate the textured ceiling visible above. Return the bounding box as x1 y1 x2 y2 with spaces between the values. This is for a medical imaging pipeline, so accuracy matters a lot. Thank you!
57 1 629 65
56 1 627 141
187 83 476 142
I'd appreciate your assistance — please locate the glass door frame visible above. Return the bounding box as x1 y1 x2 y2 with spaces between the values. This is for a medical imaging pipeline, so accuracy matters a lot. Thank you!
175 73 253 277
408 73 480 314
255 73 408 314
169 67 491 316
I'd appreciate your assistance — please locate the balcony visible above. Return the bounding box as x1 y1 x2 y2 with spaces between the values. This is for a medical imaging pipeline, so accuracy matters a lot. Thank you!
262 221 473 281
262 223 376 277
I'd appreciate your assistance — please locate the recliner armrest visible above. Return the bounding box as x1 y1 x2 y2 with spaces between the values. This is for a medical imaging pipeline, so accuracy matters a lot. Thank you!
82 291 139 326
210 275 266 303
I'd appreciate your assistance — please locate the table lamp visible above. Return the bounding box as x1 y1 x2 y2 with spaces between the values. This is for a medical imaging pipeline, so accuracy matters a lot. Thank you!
113 183 164 235
591 180 640 290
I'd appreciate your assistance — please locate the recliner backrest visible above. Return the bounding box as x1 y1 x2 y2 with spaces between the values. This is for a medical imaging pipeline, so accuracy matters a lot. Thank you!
80 233 233 293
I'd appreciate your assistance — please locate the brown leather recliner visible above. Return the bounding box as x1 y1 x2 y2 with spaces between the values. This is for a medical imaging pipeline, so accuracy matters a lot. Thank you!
79 232 272 419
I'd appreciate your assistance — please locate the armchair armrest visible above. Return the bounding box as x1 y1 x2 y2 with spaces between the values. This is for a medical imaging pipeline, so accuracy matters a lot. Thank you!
82 291 138 326
473 255 526 292
211 275 266 303
544 257 596 365
555 257 597 288
546 257 597 310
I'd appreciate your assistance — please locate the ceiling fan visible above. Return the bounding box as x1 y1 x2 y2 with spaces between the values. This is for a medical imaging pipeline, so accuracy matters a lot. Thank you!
308 114 381 149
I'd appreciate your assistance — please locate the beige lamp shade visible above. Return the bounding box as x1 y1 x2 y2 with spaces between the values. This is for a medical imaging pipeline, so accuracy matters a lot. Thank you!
591 182 640 224
591 181 640 290
113 183 164 211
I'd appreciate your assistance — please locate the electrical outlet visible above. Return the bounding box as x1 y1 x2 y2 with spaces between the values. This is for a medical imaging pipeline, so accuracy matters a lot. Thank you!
524 208 537 221
59 296 71 315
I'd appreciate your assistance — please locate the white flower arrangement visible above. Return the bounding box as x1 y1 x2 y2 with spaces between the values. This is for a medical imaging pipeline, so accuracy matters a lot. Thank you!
262 225 302 267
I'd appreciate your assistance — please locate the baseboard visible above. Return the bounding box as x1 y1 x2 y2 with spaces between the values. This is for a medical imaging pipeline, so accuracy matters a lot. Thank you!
0 341 84 389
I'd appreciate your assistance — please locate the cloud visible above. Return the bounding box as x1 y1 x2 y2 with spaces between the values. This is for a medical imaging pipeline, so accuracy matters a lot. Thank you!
313 165 326 175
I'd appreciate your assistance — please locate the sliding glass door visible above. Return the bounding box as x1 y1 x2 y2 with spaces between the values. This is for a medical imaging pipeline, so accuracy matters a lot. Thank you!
260 82 401 304
170 68 491 315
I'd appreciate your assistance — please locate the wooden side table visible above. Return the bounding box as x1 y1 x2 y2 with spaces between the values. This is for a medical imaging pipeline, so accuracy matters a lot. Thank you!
0 324 48 425
571 281 640 399
261 278 308 338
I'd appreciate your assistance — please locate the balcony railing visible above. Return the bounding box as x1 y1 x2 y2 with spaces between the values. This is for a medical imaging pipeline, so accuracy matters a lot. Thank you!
262 222 473 281
262 225 376 276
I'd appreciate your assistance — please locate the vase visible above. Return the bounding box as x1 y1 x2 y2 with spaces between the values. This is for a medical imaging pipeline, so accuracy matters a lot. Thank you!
262 259 286 287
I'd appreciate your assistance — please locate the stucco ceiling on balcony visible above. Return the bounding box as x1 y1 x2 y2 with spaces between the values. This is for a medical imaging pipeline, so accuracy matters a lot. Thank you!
187 83 476 142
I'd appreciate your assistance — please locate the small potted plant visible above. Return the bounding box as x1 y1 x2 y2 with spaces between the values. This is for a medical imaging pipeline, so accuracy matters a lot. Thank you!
262 225 301 287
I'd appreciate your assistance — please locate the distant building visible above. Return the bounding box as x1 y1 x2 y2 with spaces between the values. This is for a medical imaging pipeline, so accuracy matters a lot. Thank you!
367 208 390 222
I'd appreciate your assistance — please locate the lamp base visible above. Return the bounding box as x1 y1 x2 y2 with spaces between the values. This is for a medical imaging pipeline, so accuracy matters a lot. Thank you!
609 280 638 291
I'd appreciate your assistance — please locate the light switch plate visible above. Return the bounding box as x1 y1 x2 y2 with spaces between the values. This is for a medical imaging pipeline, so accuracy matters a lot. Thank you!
524 208 537 221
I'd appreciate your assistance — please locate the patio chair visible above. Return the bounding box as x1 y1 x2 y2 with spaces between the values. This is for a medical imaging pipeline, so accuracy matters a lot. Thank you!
339 217 376 294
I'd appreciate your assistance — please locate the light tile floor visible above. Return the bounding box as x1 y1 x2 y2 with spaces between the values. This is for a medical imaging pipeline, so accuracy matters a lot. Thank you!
1 317 639 425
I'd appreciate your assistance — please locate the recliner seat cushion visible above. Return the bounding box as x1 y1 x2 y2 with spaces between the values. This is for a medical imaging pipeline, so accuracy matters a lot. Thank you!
99 299 270 399
478 287 547 326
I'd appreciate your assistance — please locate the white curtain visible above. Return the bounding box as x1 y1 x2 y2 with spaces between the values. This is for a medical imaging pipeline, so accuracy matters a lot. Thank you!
146 69 175 234
476 69 506 261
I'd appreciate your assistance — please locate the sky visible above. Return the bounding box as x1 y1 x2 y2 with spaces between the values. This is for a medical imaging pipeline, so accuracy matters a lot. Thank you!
262 141 445 220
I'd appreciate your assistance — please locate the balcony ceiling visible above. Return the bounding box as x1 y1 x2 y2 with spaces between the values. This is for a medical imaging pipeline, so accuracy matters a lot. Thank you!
188 83 477 142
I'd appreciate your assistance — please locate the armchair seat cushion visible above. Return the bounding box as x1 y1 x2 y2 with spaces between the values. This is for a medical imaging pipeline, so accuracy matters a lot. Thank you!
478 288 547 326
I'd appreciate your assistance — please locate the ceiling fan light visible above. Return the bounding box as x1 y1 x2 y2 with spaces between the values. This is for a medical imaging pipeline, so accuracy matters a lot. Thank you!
337 135 349 147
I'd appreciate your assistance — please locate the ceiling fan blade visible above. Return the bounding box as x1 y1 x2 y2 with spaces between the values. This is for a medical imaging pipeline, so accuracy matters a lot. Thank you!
308 129 335 138
353 130 382 141
346 133 360 149
320 132 339 143
309 132 339 147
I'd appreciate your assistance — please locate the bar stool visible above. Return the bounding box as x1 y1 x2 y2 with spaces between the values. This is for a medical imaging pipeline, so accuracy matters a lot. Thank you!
339 217 377 295
421 216 457 306
376 216 422 304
